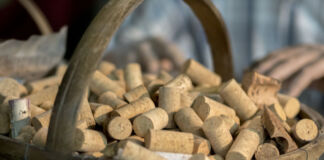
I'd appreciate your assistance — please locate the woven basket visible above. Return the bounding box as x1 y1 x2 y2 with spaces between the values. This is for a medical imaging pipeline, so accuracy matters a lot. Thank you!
0 0 323 159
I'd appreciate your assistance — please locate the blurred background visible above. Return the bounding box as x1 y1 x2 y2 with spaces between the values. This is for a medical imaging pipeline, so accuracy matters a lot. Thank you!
0 0 324 115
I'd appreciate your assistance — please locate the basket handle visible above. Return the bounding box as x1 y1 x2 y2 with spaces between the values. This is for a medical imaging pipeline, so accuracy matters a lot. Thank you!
46 0 233 154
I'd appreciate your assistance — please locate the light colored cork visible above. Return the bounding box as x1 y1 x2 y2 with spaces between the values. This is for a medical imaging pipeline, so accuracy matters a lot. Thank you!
116 140 166 160
111 96 155 119
0 112 9 134
106 116 132 140
220 115 239 135
192 96 236 121
147 79 164 103
126 135 145 146
208 155 224 160
25 76 62 93
158 70 173 83
9 98 31 138
31 110 51 131
82 152 103 158
278 93 300 119
292 119 318 143
226 129 260 160
15 125 36 143
98 91 127 109
27 85 58 106
90 70 125 97
133 108 168 137
98 61 116 75
123 85 149 102
74 128 107 152
218 79 258 121
181 92 200 108
0 95 18 114
55 64 67 76
78 98 96 127
255 143 280 160
0 78 27 103
182 59 221 86
268 103 287 122
30 104 46 118
112 69 126 89
189 154 209 160
89 103 113 125
202 116 232 156
124 63 143 91
39 101 53 110
32 127 48 147
165 74 193 92
242 72 281 108
145 130 210 155
174 107 204 137
159 86 181 128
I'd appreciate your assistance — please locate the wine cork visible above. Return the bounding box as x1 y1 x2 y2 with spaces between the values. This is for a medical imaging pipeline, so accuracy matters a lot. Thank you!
0 78 27 103
111 96 155 119
192 96 236 121
30 104 46 118
27 85 58 106
124 85 149 102
133 108 168 137
74 128 107 152
98 61 116 75
9 98 31 138
90 70 125 97
106 116 132 140
174 107 204 137
0 112 9 134
220 115 239 135
116 140 166 160
158 70 173 83
209 155 224 160
145 130 210 155
124 63 143 91
255 143 280 160
31 110 51 131
202 116 233 156
25 76 62 93
159 86 181 128
143 74 156 88
98 91 127 109
182 59 221 86
268 103 287 122
147 79 164 102
189 154 209 160
278 93 300 119
79 98 96 127
15 125 36 143
0 95 18 114
218 79 258 121
32 127 48 147
82 152 103 158
226 129 260 160
181 92 200 108
126 135 145 146
102 141 118 157
112 69 126 89
55 63 67 76
165 74 193 92
292 119 318 143
89 103 113 125
39 101 53 110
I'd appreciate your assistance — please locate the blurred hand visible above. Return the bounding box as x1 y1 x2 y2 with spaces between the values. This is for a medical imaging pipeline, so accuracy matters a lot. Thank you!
252 44 324 97
103 36 185 74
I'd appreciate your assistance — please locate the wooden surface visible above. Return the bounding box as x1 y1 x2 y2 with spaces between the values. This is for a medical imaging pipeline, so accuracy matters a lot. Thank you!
46 0 144 154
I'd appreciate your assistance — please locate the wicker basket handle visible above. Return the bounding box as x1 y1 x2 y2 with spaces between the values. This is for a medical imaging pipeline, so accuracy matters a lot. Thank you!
46 0 233 154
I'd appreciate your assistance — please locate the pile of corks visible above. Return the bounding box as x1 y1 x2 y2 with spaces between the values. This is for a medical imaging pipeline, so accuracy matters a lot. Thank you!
0 59 319 160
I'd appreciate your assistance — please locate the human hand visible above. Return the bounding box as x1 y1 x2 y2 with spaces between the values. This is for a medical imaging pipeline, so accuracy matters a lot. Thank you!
252 44 324 97
103 36 185 74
